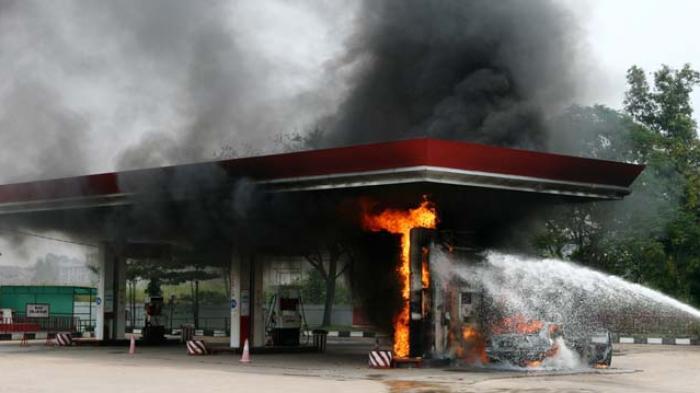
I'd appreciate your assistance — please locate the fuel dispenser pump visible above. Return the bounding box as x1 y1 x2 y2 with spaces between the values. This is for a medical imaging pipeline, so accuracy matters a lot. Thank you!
407 229 483 360
264 286 309 346
143 295 165 344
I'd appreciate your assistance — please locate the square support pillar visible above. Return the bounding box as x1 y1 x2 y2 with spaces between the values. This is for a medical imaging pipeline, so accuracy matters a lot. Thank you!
114 255 126 340
95 245 105 341
230 251 253 348
252 259 265 347
102 244 126 340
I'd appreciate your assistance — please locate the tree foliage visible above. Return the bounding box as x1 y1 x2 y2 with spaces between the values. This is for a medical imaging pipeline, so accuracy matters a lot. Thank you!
535 64 700 306
126 255 223 328
302 238 353 326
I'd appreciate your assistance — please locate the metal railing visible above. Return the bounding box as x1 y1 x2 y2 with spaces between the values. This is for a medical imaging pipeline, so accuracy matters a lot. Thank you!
126 316 230 332
0 312 91 333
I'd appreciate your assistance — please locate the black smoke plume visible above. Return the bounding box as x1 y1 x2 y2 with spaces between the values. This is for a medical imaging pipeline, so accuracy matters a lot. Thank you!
322 0 581 150
0 0 590 337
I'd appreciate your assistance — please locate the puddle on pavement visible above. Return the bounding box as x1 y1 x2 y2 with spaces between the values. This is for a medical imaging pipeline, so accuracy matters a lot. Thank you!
384 380 450 393
459 390 600 393
443 366 637 376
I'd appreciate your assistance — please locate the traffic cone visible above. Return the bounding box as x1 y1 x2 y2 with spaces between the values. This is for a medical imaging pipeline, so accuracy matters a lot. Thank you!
240 339 251 363
129 335 136 355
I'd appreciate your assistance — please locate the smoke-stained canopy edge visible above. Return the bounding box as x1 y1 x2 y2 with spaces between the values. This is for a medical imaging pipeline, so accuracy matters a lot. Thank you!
0 138 644 214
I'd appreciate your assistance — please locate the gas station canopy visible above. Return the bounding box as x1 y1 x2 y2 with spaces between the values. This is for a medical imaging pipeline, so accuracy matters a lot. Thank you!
0 138 644 215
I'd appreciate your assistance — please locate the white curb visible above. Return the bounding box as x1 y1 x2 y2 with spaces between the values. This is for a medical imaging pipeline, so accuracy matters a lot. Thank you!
676 338 691 345
619 337 635 344
647 337 663 344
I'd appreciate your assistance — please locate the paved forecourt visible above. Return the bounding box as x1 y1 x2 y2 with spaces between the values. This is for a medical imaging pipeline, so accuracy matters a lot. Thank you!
1 340 699 393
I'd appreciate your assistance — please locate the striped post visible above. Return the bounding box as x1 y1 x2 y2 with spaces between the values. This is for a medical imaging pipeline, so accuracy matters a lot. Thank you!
368 350 393 369
312 330 328 353
56 333 73 346
186 340 209 356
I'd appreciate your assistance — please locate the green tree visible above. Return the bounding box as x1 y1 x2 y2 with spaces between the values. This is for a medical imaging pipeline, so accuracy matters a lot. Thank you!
126 256 222 329
622 65 700 302
300 268 325 304
160 258 220 330
625 64 700 143
303 240 352 327
535 64 700 306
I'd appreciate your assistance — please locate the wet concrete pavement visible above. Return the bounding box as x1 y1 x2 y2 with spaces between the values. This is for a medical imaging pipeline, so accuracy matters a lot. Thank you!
1 338 697 392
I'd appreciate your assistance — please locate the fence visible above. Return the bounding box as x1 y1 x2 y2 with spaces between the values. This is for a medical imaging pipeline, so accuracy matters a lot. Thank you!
125 303 353 331
0 312 84 333
131 317 231 332
126 303 230 330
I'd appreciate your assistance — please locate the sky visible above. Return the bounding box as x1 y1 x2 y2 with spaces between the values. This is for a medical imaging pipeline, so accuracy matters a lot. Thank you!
0 0 698 183
573 0 700 112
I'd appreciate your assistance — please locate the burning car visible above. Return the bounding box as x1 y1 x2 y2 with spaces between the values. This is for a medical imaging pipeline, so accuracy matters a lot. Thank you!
485 320 561 367
484 316 614 368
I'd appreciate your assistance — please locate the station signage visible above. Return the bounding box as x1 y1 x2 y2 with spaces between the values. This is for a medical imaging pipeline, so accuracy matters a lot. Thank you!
26 303 50 318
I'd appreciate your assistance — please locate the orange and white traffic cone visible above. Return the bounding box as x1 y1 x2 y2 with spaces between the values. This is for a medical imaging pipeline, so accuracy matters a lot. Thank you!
240 339 251 363
129 335 136 355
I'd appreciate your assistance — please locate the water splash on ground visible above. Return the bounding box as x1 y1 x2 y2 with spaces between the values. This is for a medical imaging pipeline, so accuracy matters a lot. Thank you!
542 337 583 370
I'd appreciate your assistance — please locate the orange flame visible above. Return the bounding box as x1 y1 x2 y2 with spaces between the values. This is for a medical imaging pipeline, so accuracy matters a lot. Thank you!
362 198 437 357
491 315 544 335
526 360 543 368
490 315 561 368
461 325 489 365
421 247 430 288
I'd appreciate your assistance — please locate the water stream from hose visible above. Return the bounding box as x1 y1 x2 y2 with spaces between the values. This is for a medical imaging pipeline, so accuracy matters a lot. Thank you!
431 250 700 369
